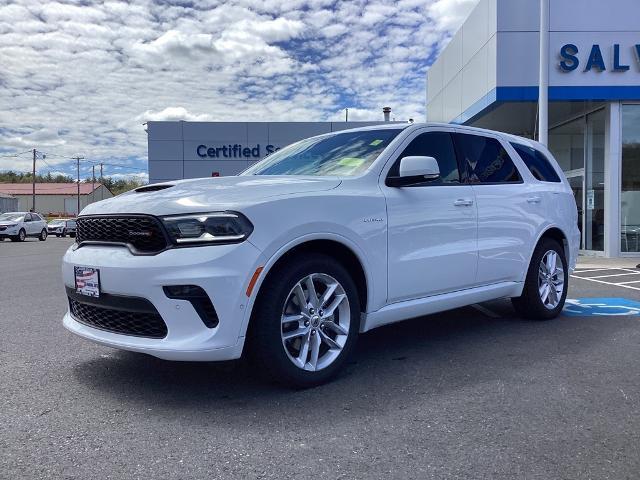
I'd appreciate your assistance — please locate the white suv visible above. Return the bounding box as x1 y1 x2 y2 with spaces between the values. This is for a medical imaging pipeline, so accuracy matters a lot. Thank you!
61 124 579 387
0 212 48 242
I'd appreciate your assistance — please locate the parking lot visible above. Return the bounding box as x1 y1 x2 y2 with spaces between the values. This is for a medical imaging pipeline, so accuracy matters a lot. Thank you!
1 238 639 479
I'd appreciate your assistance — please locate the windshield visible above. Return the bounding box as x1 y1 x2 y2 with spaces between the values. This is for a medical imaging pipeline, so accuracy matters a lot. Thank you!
48 220 64 225
242 128 402 176
0 213 24 222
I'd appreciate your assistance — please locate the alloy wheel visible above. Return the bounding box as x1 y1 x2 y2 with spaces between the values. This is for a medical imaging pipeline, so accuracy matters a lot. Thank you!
538 250 564 309
281 273 350 372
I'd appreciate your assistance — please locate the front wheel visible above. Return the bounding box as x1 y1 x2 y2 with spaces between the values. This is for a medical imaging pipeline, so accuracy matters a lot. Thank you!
249 254 361 388
512 238 568 320
12 229 26 242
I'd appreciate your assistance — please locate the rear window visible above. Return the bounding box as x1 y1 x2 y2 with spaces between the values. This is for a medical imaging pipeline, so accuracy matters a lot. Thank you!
511 143 561 183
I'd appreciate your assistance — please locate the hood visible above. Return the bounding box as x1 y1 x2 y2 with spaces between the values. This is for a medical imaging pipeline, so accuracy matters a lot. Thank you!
0 221 19 227
79 176 342 216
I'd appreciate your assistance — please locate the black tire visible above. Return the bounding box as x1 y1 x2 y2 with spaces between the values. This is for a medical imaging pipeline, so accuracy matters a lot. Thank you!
61 229 67 238
39 229 47 241
248 253 361 388
512 238 568 320
12 229 26 242
69 232 76 238
56 234 60 237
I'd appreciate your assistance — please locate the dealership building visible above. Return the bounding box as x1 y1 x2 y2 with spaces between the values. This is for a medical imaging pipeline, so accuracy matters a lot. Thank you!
147 121 389 183
426 0 640 257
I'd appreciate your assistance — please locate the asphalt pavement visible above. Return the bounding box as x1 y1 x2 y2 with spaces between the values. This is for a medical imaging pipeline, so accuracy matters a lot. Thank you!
1 238 639 479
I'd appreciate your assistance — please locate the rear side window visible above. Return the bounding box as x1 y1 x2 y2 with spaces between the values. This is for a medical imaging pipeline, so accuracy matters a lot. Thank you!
511 143 561 183
388 131 460 184
454 133 522 184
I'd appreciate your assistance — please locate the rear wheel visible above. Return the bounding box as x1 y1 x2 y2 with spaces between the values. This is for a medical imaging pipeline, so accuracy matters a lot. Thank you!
61 228 67 238
39 229 47 241
249 254 360 388
512 238 567 320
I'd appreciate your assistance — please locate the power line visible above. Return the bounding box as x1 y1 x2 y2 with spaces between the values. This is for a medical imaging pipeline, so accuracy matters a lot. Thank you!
0 150 32 158
86 159 147 171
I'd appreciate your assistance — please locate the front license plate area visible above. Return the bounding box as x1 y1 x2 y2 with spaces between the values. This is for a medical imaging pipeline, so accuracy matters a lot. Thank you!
74 266 100 298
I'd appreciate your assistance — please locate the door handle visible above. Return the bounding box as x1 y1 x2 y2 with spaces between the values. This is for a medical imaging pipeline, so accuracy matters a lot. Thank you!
453 198 474 207
527 196 542 204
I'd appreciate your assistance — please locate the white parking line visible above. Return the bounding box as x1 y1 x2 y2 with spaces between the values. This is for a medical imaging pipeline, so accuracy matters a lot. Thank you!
617 280 640 285
587 272 640 279
471 303 500 318
572 268 615 274
570 274 640 291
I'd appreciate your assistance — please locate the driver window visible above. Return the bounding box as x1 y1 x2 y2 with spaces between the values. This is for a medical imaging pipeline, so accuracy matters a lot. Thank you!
388 131 460 184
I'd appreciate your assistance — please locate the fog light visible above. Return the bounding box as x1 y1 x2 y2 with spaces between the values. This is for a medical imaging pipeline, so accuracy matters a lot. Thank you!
163 285 219 328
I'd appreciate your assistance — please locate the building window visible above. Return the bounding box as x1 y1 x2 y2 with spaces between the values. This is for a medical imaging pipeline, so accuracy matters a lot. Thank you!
548 110 605 252
585 109 605 252
622 105 640 253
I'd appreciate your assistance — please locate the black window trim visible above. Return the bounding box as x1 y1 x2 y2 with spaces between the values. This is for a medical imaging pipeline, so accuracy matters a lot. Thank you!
383 128 466 188
452 131 525 186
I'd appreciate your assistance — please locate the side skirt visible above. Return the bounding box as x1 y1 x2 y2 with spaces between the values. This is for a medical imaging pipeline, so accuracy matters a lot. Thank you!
361 281 523 333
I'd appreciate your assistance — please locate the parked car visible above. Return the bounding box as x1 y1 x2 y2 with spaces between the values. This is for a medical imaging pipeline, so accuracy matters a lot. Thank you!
0 212 48 242
61 124 580 387
48 218 77 237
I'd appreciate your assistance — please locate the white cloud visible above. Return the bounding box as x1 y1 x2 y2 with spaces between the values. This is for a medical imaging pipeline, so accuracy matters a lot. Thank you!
0 0 479 176
137 107 214 122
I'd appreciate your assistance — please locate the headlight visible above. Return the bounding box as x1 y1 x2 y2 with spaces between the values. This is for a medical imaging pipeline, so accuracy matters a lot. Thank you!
161 212 253 245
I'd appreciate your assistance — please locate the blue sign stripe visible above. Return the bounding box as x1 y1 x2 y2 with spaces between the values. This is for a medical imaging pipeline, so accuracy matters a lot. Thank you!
450 86 640 125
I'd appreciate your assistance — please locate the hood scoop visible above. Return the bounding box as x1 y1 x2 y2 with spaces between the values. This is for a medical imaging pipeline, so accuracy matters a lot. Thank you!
135 184 174 193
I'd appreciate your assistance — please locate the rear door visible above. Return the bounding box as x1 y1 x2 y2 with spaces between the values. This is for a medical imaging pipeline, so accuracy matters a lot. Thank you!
382 128 478 302
453 131 537 285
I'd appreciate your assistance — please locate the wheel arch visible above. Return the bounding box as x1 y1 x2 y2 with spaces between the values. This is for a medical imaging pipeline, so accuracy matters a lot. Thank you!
241 235 371 339
525 226 571 280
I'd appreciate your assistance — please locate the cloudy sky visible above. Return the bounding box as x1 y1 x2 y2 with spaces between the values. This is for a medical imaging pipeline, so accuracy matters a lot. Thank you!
0 0 478 181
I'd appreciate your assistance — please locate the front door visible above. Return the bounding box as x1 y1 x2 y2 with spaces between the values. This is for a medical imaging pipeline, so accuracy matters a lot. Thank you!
383 129 478 303
24 214 35 235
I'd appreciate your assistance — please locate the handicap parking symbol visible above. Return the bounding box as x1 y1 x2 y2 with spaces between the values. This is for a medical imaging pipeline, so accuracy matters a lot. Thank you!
563 298 640 317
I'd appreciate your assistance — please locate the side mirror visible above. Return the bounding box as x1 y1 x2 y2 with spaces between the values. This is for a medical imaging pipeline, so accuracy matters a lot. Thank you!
387 156 440 187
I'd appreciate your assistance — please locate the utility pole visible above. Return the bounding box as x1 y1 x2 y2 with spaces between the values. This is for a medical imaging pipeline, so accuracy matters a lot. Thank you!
32 148 36 212
74 156 84 215
100 163 104 201
92 165 95 204
345 108 348 122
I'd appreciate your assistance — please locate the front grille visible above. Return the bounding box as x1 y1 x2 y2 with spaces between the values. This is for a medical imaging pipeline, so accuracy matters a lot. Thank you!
76 216 168 253
69 297 168 338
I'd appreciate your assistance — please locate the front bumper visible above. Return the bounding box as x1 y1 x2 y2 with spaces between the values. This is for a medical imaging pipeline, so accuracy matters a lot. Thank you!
62 241 263 361
0 228 18 237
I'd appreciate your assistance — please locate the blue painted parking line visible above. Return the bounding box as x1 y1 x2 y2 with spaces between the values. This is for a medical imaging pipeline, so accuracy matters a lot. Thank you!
563 298 640 317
